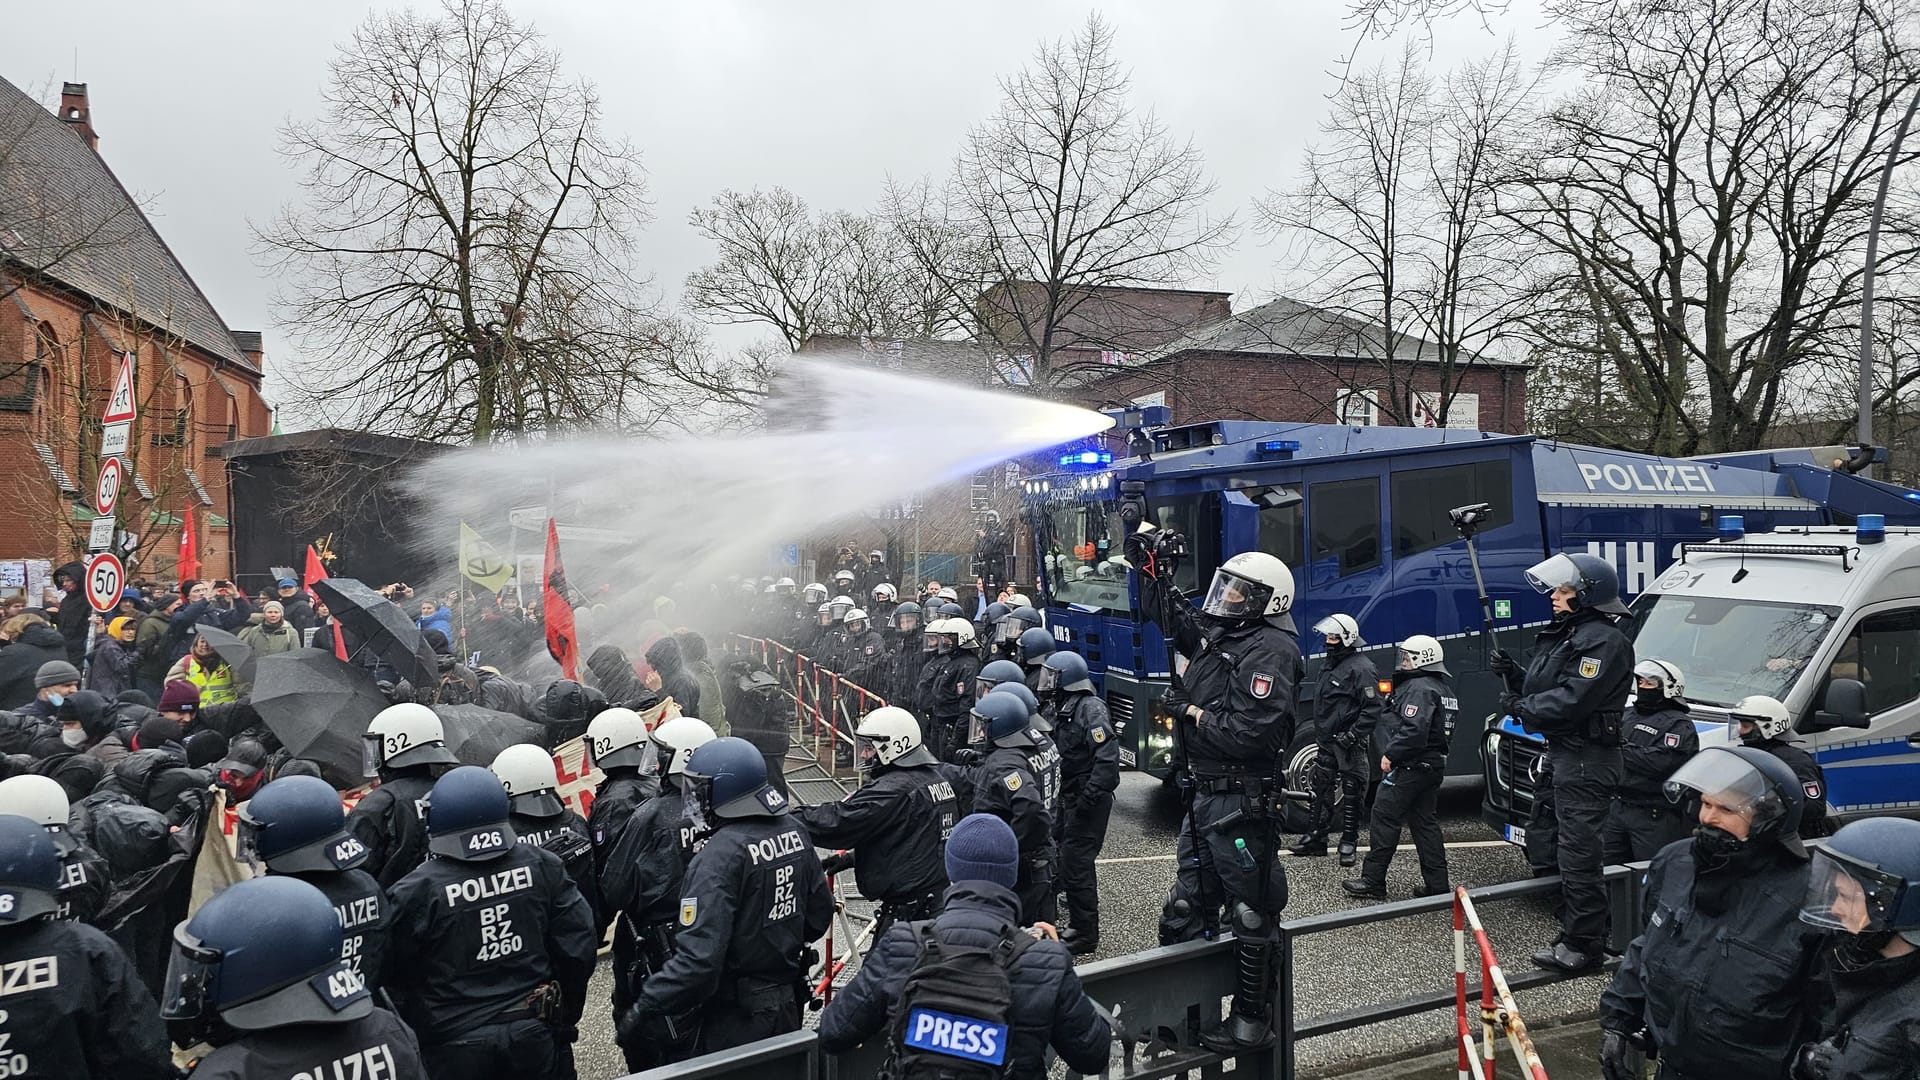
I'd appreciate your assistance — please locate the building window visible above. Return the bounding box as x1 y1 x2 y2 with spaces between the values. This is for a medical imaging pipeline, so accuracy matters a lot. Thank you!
1310 476 1381 577
1390 459 1514 558
1334 388 1379 427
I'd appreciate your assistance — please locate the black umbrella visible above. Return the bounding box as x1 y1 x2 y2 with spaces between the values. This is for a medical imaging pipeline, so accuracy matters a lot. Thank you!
252 648 389 787
313 578 438 688
434 703 548 765
190 624 256 685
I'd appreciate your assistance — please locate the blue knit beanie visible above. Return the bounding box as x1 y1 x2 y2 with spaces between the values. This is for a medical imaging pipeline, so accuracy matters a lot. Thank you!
945 813 1019 889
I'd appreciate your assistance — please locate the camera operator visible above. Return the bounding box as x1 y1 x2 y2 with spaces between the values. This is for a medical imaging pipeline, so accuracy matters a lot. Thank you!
1126 517 1301 1052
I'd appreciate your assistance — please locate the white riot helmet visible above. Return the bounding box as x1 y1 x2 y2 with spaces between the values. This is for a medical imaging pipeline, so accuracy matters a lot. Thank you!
774 577 796 595
947 617 978 649
364 702 457 776
802 583 828 605
1006 593 1032 610
816 602 834 625
928 617 976 652
586 707 652 771
490 744 565 818
1314 613 1362 649
829 595 855 622
1398 635 1448 675
1200 551 1295 620
854 706 935 770
651 715 717 777
937 587 959 604
0 774 71 839
1732 694 1793 742
872 583 897 604
1634 659 1685 702
844 608 871 634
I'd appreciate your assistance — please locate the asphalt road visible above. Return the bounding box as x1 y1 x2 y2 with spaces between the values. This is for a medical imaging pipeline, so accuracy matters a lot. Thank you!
570 768 1616 1079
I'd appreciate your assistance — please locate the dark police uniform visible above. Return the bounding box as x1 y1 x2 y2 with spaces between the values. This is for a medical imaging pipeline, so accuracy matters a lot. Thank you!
1809 946 1920 1080
1302 647 1383 850
0 918 173 1079
920 651 981 763
1510 608 1632 957
842 625 888 695
510 807 602 925
889 630 927 710
631 813 833 1054
185 1006 424 1080
1357 670 1456 894
345 771 436 890
54 834 109 925
1747 735 1829 840
385 840 598 1080
586 769 660 893
795 763 958 931
1600 842 1826 1080
1603 697 1698 863
971 743 1055 925
1052 690 1118 941
282 866 392 996
600 784 703 1072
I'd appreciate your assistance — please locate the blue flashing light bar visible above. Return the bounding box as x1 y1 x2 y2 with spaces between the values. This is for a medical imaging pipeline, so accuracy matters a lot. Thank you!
1858 513 1886 544
1057 450 1113 468
1256 439 1302 457
1717 515 1745 541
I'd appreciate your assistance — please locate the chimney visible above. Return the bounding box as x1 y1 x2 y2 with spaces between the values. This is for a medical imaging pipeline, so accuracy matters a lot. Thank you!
231 331 265 370
58 82 97 151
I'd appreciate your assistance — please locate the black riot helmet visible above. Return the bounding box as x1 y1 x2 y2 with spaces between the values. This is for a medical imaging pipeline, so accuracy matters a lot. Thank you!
1664 745 1807 857
1525 552 1628 616
893 601 923 634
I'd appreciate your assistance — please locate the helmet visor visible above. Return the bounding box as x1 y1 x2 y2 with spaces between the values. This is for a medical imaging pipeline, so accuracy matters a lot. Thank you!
1663 750 1783 828
1802 848 1911 934
234 815 265 871
1524 553 1582 595
678 773 713 833
896 612 919 632
968 711 990 747
361 735 383 778
1201 568 1272 620
857 736 881 771
160 925 220 1022
995 618 1022 643
1312 616 1348 644
1034 665 1061 693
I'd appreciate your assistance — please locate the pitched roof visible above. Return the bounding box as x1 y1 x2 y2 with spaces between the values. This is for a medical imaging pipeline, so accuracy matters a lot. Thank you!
0 77 254 372
1149 296 1526 368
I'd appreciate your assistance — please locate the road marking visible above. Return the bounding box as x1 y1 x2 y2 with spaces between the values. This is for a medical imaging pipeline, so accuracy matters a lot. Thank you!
1095 839 1519 866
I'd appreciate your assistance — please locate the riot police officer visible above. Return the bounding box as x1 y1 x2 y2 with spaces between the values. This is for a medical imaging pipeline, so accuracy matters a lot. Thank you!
840 607 889 697
1291 614 1383 865
238 775 392 995
0 774 108 923
386 766 598 1080
977 657 1028 703
797 706 958 937
1342 636 1456 901
887 601 926 706
1733 695 1829 839
918 618 981 763
1017 626 1055 689
964 691 1057 926
602 716 715 1072
1603 660 1698 863
583 706 662 895
982 601 1017 660
348 702 460 889
1792 816 1920 1080
492 743 599 921
163 875 423 1080
1131 540 1302 1052
0 813 171 1078
1039 649 1117 955
1493 551 1632 973
1598 746 1826 1080
619 737 833 1056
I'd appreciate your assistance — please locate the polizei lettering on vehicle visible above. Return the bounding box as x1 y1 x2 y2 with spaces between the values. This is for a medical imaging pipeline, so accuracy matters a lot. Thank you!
1575 461 1716 494
442 865 535 906
747 829 807 866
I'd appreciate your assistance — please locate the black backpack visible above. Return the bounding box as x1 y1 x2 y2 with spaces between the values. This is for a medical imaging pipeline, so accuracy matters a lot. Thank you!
885 920 1033 1079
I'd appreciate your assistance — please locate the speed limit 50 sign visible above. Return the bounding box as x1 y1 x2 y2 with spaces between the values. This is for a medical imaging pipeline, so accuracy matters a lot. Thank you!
85 552 124 615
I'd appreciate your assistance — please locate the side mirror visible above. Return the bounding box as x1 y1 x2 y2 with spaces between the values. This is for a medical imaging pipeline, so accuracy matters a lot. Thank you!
1807 678 1870 731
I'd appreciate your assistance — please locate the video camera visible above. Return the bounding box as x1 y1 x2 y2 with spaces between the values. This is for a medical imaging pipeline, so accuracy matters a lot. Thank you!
1448 502 1494 539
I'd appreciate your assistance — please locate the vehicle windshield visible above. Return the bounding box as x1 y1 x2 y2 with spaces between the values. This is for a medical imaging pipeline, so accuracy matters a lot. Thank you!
1040 500 1130 612
1627 592 1841 707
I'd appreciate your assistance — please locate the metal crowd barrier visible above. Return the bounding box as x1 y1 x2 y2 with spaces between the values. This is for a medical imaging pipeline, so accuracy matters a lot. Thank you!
620 863 1647 1080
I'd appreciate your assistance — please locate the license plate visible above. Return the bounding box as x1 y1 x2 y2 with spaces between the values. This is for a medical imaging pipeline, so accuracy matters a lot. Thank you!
1504 825 1527 846
1119 748 1136 768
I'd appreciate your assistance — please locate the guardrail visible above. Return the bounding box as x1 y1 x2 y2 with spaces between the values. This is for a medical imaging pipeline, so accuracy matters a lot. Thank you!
622 863 1646 1080
730 634 886 780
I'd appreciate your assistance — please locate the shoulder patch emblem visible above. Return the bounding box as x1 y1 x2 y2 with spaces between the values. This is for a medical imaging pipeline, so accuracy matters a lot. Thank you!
1092 727 1107 744
1577 657 1600 679
1250 673 1274 698
1663 733 1680 748
1003 773 1022 792
1364 686 1377 699
1403 703 1419 718
1805 782 1822 800
679 897 698 927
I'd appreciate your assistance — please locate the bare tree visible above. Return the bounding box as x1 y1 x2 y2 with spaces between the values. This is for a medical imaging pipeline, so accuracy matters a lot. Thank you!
1504 0 1920 455
885 13 1235 388
259 0 726 443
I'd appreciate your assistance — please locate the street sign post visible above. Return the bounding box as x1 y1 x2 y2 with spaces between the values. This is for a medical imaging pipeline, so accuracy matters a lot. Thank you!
99 422 129 459
102 354 136 424
92 353 135 560
93 456 122 517
86 517 115 552
84 552 123 614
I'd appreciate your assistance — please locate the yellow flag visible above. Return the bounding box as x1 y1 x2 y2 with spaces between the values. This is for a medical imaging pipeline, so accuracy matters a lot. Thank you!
460 522 514 592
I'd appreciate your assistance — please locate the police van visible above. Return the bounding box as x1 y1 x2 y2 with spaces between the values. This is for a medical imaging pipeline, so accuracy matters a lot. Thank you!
1019 415 1920 800
1484 516 1920 842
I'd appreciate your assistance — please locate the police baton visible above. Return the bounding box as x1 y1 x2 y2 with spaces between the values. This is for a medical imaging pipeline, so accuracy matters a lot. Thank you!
1449 503 1500 661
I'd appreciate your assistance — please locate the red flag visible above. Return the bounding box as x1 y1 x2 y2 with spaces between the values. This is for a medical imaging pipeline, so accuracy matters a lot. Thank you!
177 510 200 582
302 544 328 603
543 518 578 680
331 617 350 662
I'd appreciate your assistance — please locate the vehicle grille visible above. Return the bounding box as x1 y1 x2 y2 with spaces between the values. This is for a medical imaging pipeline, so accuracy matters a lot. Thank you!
1496 731 1547 818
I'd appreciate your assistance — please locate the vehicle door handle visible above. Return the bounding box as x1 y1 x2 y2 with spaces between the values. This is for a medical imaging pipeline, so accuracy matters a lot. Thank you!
1908 734 1920 748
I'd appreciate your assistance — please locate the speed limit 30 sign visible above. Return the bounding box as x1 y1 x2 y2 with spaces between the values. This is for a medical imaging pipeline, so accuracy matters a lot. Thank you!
85 552 124 615
94 455 122 517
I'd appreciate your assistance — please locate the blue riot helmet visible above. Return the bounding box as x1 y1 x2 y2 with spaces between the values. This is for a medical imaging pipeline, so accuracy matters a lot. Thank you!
238 775 368 874
681 737 786 830
1802 817 1920 946
1010 605 1044 630
161 876 369 1046
994 681 1050 733
1664 745 1807 857
1018 627 1056 667
892 601 923 634
983 602 1011 627
976 659 1027 701
968 690 1035 749
1038 650 1095 694
937 602 964 619
1524 552 1628 615
0 813 63 923
423 765 516 862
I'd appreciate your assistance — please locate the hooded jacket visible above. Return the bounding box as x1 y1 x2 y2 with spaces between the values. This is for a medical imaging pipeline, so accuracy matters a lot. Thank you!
87 635 136 698
0 622 73 710
675 633 727 736
644 637 702 719
53 561 89 666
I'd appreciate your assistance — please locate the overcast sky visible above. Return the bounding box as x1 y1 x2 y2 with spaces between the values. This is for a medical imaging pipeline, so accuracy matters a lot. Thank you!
0 0 1554 414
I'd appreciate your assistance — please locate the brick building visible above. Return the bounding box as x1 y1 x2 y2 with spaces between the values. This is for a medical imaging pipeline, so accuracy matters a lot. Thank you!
1071 296 1528 433
977 281 1231 384
0 78 272 591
